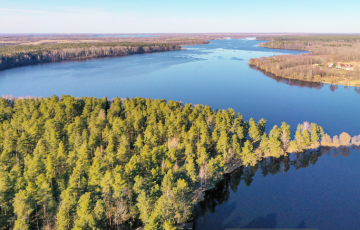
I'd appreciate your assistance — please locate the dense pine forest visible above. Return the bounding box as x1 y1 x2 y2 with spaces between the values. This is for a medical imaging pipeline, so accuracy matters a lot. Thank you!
250 35 360 87
0 96 355 230
0 43 180 70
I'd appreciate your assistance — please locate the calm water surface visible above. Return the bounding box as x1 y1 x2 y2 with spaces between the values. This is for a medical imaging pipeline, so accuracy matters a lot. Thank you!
1 39 359 136
195 146 360 230
0 39 360 229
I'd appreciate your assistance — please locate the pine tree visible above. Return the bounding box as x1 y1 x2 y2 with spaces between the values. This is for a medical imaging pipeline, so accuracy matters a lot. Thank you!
302 129 311 147
13 190 33 230
100 171 114 226
185 156 197 183
56 141 67 175
0 169 13 228
216 130 229 162
137 191 151 225
35 173 55 228
73 192 97 230
56 189 77 230
295 124 304 149
163 220 177 230
249 118 260 143
241 140 257 166
257 118 267 136
268 125 282 157
231 134 241 159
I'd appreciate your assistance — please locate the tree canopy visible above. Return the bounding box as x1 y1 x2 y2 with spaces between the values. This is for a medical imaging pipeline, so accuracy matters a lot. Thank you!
0 96 337 229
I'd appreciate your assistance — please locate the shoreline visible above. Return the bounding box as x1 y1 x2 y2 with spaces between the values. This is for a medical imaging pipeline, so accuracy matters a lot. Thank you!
249 64 360 88
193 142 360 207
253 40 360 87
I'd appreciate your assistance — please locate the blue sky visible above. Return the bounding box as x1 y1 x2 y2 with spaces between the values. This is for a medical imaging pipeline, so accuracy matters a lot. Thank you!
1 0 360 33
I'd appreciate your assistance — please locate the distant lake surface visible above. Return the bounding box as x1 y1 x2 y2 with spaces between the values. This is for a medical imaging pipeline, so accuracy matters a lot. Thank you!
0 39 359 229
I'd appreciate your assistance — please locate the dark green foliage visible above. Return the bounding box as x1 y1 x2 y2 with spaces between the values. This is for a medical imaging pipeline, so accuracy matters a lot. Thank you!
0 96 251 229
0 95 326 229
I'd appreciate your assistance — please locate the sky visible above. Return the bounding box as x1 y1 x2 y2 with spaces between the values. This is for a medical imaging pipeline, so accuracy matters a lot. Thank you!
1 0 360 33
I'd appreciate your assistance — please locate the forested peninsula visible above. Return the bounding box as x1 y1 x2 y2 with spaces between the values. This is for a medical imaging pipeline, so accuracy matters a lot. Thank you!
0 95 358 230
250 35 360 87
0 43 180 71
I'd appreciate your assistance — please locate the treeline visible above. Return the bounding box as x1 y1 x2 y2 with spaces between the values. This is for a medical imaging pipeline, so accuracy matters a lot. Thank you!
251 35 360 85
249 54 360 83
0 96 353 230
258 34 360 43
0 37 210 47
0 43 180 70
249 65 325 89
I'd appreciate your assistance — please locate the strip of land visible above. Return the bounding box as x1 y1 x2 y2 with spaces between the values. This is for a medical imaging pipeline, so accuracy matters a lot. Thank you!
249 35 360 87
0 42 182 70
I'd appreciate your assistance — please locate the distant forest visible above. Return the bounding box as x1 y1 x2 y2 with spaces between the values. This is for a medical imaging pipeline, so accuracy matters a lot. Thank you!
0 43 180 70
0 33 305 71
250 35 360 86
0 95 357 230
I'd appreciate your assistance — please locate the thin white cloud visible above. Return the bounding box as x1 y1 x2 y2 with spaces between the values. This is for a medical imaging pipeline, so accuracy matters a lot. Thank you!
0 8 83 15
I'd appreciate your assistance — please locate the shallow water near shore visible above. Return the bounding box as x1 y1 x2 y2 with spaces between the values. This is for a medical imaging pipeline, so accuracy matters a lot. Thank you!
0 39 360 229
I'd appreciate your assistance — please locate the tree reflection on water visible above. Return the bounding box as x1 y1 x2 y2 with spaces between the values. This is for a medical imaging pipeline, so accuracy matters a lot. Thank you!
249 64 325 90
194 146 360 229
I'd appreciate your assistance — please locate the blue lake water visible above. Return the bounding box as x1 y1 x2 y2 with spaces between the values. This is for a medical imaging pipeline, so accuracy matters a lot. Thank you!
0 39 359 229
195 146 360 230
0 39 358 137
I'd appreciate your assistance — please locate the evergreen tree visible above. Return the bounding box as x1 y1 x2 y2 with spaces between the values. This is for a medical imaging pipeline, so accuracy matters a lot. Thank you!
73 192 97 230
185 156 197 183
257 118 267 136
241 140 257 166
249 118 261 143
268 125 283 157
13 190 33 230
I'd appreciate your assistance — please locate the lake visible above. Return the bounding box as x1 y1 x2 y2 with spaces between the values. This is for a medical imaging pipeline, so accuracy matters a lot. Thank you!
195 146 360 230
0 39 359 229
0 39 358 137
